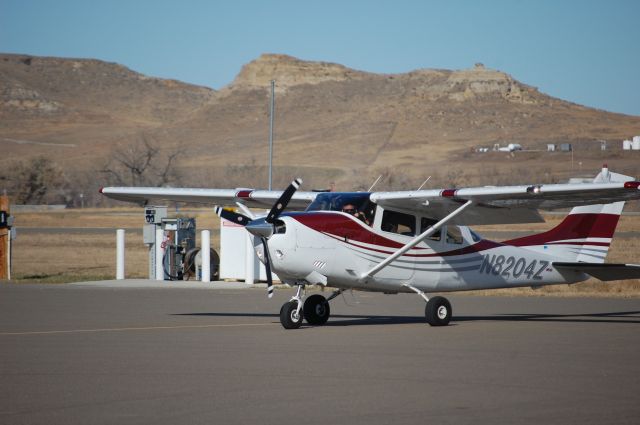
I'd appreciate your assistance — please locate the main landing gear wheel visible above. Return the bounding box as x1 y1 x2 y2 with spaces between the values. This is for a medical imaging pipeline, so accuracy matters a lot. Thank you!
280 301 303 329
303 294 331 326
425 296 452 326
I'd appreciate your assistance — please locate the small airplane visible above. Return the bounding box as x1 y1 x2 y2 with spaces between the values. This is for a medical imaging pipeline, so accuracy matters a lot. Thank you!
101 165 640 329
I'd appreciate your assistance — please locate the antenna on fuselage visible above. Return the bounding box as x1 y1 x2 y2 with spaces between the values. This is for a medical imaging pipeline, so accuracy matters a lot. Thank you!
417 176 432 191
368 175 383 192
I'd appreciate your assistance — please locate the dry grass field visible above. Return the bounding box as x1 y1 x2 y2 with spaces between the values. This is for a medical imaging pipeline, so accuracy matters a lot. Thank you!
7 207 640 296
10 208 221 282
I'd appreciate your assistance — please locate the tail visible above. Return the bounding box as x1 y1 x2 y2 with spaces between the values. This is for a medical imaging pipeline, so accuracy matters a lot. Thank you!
506 166 632 263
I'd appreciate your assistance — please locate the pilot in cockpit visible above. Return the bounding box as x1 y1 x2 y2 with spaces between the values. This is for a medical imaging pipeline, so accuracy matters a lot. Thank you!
342 203 370 225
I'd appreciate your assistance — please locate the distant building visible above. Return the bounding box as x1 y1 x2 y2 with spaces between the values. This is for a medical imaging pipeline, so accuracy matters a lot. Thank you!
496 143 523 152
507 143 522 151
559 143 572 152
547 144 556 152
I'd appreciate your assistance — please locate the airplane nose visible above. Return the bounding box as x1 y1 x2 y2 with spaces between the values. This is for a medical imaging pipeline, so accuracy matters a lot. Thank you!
245 219 274 239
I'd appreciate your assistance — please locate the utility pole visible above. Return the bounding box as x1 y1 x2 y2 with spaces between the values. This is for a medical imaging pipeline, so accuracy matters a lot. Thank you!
268 80 275 190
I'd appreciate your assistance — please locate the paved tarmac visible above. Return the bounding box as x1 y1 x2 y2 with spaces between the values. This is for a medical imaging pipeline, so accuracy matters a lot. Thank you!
1 281 639 425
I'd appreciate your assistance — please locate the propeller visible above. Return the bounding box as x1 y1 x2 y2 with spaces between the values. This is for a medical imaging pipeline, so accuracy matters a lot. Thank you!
265 178 302 223
214 206 252 225
214 178 303 298
260 237 274 298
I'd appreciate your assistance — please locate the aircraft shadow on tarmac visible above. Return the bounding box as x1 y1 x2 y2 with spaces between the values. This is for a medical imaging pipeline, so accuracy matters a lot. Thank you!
172 311 640 326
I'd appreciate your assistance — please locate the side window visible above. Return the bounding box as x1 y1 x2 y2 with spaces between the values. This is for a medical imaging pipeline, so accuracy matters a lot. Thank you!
381 210 416 236
420 218 441 241
445 225 464 244
470 230 482 243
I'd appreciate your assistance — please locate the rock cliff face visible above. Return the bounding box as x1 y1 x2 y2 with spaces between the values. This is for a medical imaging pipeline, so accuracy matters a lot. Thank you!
1 79 63 113
230 54 368 89
230 55 537 104
443 64 537 103
1 53 639 189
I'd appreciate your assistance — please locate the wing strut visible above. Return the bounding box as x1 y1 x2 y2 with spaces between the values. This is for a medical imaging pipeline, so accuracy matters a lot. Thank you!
362 200 474 279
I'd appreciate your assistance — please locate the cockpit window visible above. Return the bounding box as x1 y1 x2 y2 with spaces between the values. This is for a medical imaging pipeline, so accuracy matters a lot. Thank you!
306 192 376 226
445 225 464 245
420 217 441 241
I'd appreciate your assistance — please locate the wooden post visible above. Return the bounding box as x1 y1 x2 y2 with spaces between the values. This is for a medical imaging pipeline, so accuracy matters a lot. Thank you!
0 195 9 280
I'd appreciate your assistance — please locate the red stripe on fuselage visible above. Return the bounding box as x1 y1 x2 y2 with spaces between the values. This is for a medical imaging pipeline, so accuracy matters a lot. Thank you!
290 211 619 260
504 213 620 247
331 233 501 258
292 212 409 249
291 212 501 257
545 241 610 247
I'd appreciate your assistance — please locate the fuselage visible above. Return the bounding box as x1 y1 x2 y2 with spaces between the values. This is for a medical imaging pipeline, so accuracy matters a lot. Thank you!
260 209 588 293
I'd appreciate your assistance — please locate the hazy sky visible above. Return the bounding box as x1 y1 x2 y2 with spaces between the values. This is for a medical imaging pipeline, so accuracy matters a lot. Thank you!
2 0 639 116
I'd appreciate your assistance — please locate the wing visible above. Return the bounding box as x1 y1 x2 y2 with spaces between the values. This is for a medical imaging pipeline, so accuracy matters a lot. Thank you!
371 173 640 225
100 186 318 210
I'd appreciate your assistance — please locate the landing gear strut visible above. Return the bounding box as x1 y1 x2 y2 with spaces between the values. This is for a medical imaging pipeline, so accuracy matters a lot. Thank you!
279 286 338 329
403 283 452 326
280 285 305 329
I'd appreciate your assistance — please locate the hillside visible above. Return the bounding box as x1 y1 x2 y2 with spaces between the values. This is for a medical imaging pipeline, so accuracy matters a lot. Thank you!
2 53 639 202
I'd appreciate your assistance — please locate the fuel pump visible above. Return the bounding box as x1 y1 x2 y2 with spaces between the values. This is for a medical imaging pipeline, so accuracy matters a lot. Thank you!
160 217 196 280
143 207 196 280
142 206 218 281
143 206 167 279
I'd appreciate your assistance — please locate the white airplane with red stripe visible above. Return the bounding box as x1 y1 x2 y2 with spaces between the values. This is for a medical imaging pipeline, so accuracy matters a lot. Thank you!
101 165 640 329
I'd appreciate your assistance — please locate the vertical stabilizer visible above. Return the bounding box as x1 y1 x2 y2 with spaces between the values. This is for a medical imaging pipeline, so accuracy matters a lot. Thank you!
505 166 631 263
506 202 624 263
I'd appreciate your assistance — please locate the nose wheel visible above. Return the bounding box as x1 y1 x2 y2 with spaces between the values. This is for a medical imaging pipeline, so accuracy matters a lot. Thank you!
280 301 304 329
278 286 334 329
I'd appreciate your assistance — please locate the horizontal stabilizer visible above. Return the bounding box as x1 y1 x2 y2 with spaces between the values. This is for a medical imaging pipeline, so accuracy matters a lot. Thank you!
554 262 640 281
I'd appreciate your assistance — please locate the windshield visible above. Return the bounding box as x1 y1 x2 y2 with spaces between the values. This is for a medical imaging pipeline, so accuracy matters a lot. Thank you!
306 192 376 225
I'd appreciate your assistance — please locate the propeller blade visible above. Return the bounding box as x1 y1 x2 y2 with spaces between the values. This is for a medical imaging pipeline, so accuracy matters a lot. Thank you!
265 178 302 223
214 206 253 226
260 237 274 298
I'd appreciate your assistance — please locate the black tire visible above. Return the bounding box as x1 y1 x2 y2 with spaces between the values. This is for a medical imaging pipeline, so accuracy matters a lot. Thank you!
303 294 331 326
280 301 303 329
425 296 452 326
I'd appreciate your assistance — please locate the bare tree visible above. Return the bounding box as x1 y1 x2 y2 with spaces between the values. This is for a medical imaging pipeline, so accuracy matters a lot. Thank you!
101 133 181 186
0 156 68 204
